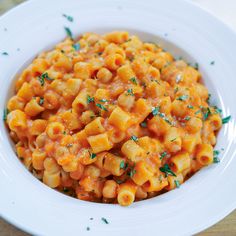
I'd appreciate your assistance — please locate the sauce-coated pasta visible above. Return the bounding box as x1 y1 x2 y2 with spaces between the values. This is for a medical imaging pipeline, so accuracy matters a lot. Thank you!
5 31 223 206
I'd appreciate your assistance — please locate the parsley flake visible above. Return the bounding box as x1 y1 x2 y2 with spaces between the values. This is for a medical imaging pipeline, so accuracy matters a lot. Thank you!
72 43 80 51
87 95 94 104
3 108 9 121
202 107 211 121
213 150 220 163
187 105 194 109
176 95 188 101
194 63 199 70
130 135 138 142
120 160 128 170
170 138 177 142
90 152 96 159
152 107 160 116
101 217 109 224
62 14 74 22
126 88 134 96
160 151 167 160
130 77 137 85
96 103 108 111
39 97 44 105
140 121 147 128
174 180 180 188
128 168 136 178
64 27 73 38
159 164 176 177
222 116 231 124
184 116 191 121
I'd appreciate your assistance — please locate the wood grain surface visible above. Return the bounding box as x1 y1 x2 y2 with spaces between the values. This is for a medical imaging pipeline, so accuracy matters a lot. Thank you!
0 0 235 235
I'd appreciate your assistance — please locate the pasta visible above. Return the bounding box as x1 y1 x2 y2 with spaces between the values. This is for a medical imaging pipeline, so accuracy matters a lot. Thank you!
5 31 225 206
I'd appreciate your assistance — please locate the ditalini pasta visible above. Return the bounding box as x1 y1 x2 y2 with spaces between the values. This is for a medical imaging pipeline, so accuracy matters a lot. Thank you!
5 31 225 206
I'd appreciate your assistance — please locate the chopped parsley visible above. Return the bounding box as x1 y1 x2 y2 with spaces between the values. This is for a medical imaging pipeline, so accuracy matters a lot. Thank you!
202 107 211 121
210 61 215 65
39 97 44 105
3 108 9 121
222 116 231 124
140 121 147 128
126 88 134 96
174 180 180 188
96 103 108 111
2 52 8 55
62 14 74 22
128 168 136 178
194 63 199 70
213 106 222 114
101 217 109 224
207 94 211 103
130 135 138 142
72 43 80 51
170 138 177 142
87 95 94 104
120 161 128 170
152 107 160 116
159 164 176 177
176 95 188 101
63 187 69 193
64 27 73 38
130 77 137 85
213 150 220 163
195 110 201 115
38 72 53 86
187 105 194 109
160 151 167 160
184 116 191 121
99 99 108 103
63 131 67 135
90 152 96 159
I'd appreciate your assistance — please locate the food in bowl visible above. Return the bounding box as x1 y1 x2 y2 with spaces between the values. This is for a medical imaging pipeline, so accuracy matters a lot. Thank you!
5 31 226 206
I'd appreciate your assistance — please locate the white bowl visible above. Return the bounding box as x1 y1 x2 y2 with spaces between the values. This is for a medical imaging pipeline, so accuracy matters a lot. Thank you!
0 0 236 235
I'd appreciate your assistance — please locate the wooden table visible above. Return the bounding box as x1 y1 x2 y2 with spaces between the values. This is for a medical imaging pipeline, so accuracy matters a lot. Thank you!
0 0 235 235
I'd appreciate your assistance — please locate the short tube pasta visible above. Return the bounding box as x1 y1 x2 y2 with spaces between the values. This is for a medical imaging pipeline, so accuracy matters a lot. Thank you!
5 31 223 206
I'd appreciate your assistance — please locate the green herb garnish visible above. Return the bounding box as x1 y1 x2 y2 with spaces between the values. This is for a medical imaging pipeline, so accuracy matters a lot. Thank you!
195 110 201 115
130 135 138 142
152 107 160 116
140 121 147 128
174 87 179 93
72 43 80 51
39 97 44 105
194 63 199 70
187 105 194 109
159 164 176 177
222 116 231 124
96 103 108 111
213 150 220 163
64 27 73 38
126 88 134 96
90 152 96 159
120 161 128 170
62 14 74 22
184 116 191 121
101 217 109 224
130 77 137 85
202 107 211 121
87 95 94 104
174 180 180 188
3 108 9 121
128 168 136 178
207 94 211 103
176 95 189 101
170 138 177 142
213 106 222 114
160 151 167 160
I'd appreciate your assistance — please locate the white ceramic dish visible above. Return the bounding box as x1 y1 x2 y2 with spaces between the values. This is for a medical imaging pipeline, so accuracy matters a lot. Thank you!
0 0 236 235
